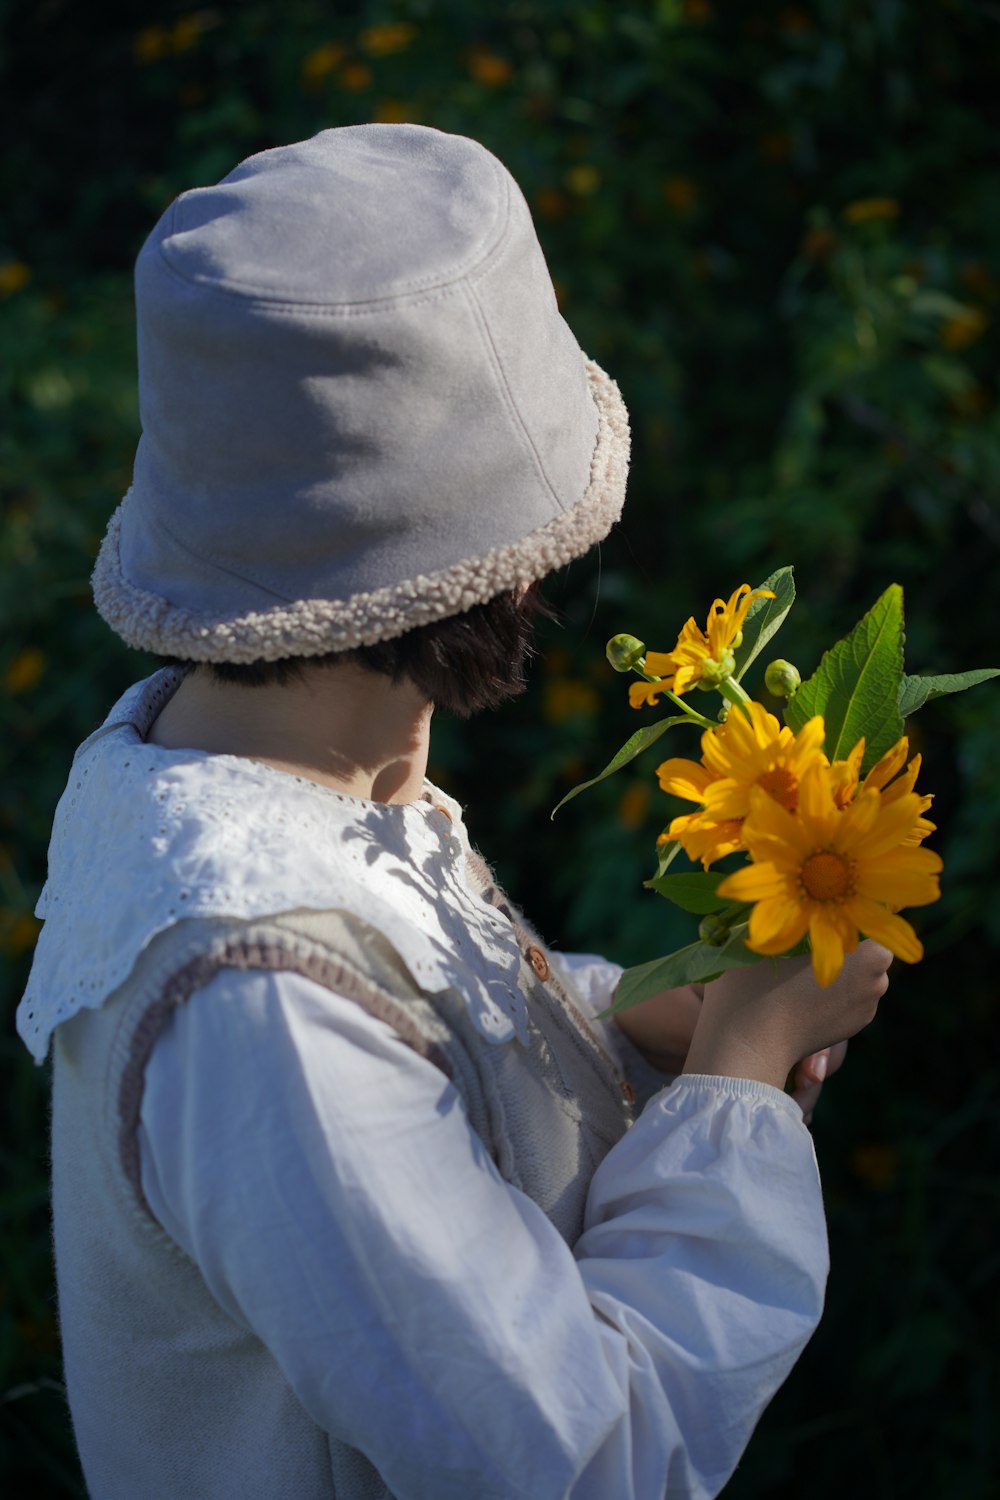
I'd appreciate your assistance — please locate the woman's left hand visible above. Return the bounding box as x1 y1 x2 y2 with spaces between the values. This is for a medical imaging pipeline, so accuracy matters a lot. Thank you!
614 982 848 1125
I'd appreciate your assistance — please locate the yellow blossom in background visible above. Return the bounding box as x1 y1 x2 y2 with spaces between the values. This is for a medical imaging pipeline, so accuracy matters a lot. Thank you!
134 15 208 63
301 43 346 83
850 1143 900 1191
617 782 651 830
171 14 207 53
842 196 900 225
134 24 171 63
534 188 569 221
543 678 601 725
4 647 45 695
682 0 713 23
374 100 418 123
801 226 836 261
629 583 774 708
656 703 828 866
2 911 41 958
565 165 600 197
468 49 512 86
959 261 998 302
939 306 989 351
340 62 374 91
359 22 417 55
662 175 698 213
717 761 942 986
0 260 31 297
759 132 793 162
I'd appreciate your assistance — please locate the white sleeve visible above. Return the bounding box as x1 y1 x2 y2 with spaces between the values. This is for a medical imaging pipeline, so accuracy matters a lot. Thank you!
138 968 828 1500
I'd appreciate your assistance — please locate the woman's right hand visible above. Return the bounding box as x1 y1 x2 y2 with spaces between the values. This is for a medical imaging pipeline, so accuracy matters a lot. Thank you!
683 941 893 1091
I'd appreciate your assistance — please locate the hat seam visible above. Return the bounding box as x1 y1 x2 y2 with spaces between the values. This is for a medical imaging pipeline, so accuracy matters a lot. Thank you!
142 503 298 604
461 278 566 516
157 158 515 312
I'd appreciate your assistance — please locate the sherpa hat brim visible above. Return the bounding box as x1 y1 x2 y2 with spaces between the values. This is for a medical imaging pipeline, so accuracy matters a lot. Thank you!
92 357 629 663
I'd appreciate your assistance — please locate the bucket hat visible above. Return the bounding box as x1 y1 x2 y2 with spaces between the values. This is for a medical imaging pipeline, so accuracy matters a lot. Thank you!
92 124 630 662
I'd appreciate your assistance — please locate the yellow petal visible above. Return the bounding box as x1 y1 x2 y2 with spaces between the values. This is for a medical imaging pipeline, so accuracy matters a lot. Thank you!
797 761 838 834
854 847 942 908
644 650 678 676
849 792 925 858
746 896 809 953
742 785 814 860
656 757 716 801
844 896 924 963
717 861 791 902
808 905 856 987
629 680 669 709
862 736 909 793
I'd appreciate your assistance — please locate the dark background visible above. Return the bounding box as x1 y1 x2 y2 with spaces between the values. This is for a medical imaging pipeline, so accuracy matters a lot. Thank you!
2 1 999 1494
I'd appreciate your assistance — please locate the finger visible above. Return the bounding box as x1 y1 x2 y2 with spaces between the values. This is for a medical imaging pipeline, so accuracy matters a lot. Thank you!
791 1077 823 1121
798 1048 831 1086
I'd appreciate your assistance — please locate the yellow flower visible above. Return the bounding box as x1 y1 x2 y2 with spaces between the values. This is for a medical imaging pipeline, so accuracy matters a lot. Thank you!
829 735 936 844
662 175 698 213
565 165 601 197
4 647 45 694
629 584 774 707
468 49 512 85
939 306 988 351
301 43 346 83
656 701 827 867
717 762 942 986
0 260 31 297
359 22 417 55
842 197 900 225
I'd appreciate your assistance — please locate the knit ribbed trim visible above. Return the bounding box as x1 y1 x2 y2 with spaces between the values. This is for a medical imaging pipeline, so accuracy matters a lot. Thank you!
92 359 629 663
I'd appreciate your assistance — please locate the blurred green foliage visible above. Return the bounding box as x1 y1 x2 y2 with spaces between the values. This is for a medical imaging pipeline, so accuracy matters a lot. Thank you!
2 0 998 1494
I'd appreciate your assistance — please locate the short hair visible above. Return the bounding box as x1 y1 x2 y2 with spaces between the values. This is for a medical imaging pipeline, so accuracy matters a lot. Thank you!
167 585 557 718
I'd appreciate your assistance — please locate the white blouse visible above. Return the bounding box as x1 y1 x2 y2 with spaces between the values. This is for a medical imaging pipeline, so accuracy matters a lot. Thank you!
138 970 827 1500
22 670 829 1498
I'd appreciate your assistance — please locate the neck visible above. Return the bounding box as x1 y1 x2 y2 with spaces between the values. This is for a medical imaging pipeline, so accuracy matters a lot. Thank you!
146 663 433 805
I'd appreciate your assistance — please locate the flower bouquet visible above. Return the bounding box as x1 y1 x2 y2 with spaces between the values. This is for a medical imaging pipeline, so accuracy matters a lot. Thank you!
553 568 998 1012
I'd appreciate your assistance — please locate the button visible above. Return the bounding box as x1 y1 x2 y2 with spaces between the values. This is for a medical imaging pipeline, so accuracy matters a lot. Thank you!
620 1080 635 1106
526 946 551 982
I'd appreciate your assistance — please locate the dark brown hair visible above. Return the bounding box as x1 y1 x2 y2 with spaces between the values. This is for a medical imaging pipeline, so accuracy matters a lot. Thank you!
170 585 556 717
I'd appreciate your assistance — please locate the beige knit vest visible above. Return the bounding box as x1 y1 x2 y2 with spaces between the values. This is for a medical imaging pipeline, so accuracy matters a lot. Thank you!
52 879 633 1500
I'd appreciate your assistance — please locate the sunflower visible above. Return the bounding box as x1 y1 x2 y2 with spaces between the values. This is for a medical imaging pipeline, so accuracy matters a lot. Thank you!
628 583 774 708
717 760 942 986
656 701 828 867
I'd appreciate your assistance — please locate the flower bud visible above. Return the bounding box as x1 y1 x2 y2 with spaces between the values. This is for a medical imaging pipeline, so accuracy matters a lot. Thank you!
695 649 736 688
606 634 646 673
764 659 801 698
698 913 731 946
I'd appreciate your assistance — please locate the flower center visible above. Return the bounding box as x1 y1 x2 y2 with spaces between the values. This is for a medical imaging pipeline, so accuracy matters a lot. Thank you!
800 850 853 902
756 766 799 812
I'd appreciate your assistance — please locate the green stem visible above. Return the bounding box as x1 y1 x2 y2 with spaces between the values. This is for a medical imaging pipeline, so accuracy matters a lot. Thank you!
634 663 715 728
717 675 754 719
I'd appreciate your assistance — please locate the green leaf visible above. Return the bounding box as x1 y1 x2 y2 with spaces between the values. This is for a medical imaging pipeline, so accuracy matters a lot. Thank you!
785 584 905 773
601 925 760 1014
550 716 690 817
733 565 795 681
898 669 1000 717
644 871 726 913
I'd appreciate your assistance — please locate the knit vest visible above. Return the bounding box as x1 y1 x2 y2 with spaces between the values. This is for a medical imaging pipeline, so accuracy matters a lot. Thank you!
52 874 634 1500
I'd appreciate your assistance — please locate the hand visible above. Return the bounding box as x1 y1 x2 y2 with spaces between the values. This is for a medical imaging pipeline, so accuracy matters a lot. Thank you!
683 942 892 1092
789 1041 848 1126
612 982 704 1075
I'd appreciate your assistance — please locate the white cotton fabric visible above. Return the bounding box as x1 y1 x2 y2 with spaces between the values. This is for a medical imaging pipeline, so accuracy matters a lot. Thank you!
139 968 827 1500
18 669 530 1062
